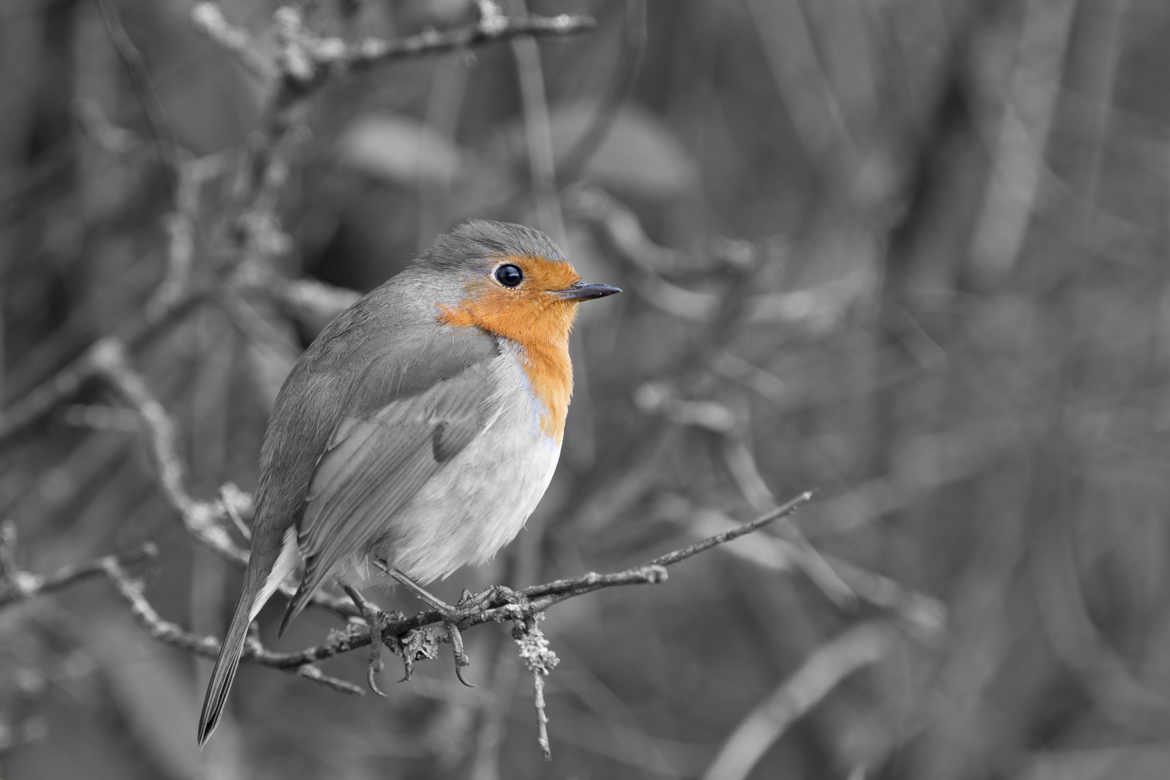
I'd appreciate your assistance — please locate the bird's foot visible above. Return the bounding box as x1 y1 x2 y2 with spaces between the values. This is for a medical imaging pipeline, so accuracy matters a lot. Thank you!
396 627 439 683
342 584 392 697
382 567 476 687
456 584 523 613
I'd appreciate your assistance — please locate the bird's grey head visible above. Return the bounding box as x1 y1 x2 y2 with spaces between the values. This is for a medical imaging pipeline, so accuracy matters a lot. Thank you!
419 220 567 274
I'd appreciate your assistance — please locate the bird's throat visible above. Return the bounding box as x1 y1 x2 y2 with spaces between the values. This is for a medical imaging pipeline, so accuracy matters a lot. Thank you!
437 293 575 440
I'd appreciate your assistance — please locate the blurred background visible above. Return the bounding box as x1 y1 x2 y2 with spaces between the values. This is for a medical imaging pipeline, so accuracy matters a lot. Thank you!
3 0 1170 778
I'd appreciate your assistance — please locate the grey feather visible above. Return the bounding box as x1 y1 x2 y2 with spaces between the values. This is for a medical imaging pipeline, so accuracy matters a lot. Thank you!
295 362 497 601
420 220 567 271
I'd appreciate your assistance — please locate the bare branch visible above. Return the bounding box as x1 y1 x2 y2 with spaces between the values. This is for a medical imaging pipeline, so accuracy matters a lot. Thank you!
243 494 812 672
0 495 811 684
702 622 899 780
649 492 814 568
190 2 274 80
507 0 566 242
0 543 157 609
343 13 595 74
88 344 356 619
681 501 946 637
100 554 362 695
95 0 179 164
0 289 206 450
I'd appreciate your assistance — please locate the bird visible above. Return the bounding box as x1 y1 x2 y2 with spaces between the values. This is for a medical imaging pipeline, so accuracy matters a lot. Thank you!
196 220 620 745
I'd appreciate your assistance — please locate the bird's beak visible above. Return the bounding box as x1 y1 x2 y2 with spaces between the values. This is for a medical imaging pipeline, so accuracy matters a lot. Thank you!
553 281 622 301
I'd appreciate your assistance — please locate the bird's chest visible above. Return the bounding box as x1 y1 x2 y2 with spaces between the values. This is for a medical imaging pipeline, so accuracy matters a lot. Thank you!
381 351 563 583
450 392 562 552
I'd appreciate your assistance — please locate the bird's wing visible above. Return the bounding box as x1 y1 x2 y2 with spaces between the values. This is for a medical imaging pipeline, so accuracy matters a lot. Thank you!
278 328 501 629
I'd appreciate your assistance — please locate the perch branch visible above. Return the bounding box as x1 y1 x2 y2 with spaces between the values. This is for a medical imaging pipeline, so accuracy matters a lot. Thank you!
239 492 813 671
0 497 813 689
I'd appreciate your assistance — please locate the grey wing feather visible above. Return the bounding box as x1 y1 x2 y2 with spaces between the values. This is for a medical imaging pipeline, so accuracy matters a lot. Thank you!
269 318 499 633
288 361 497 620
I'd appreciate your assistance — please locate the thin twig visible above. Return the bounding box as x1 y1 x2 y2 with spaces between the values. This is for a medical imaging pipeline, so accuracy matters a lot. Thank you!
681 501 946 636
513 615 558 760
0 271 357 452
190 2 274 79
0 543 157 609
649 492 813 568
100 555 361 695
89 345 354 618
552 0 646 191
507 0 566 242
702 622 898 780
0 289 207 449
151 154 227 316
345 13 594 73
94 0 179 165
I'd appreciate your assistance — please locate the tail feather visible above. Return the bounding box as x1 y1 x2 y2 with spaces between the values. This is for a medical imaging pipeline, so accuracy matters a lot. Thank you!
200 524 302 744
197 590 256 746
277 578 314 638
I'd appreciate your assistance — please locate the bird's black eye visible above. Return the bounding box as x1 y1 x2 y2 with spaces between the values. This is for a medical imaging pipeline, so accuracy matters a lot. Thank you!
495 263 524 287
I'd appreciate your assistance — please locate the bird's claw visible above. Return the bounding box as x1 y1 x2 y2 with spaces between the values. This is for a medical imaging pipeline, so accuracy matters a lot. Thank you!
367 655 387 697
455 583 522 613
385 568 480 686
343 584 392 697
364 609 393 697
446 622 474 687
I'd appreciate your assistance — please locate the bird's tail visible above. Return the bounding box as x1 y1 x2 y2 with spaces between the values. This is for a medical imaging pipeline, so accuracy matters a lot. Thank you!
198 523 300 745
197 587 256 746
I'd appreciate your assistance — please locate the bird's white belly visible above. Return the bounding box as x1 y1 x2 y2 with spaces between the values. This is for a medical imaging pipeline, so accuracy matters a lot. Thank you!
366 353 562 584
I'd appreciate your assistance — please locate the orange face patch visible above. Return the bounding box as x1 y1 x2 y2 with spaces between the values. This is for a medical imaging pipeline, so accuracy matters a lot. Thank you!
438 255 581 439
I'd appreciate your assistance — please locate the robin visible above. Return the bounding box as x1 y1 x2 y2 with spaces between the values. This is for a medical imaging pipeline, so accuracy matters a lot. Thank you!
197 220 620 744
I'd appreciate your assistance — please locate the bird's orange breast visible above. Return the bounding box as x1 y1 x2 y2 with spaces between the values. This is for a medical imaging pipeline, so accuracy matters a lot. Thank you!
437 254 578 439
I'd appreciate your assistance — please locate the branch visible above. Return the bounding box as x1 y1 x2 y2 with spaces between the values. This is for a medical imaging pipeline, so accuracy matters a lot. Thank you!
680 500 946 637
89 342 356 619
0 543 157 609
0 495 805 677
345 12 595 73
100 554 362 695
191 3 593 256
242 493 814 671
0 288 207 449
649 496 816 567
0 272 358 453
3 497 808 690
702 622 899 780
190 3 274 80
91 342 239 556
